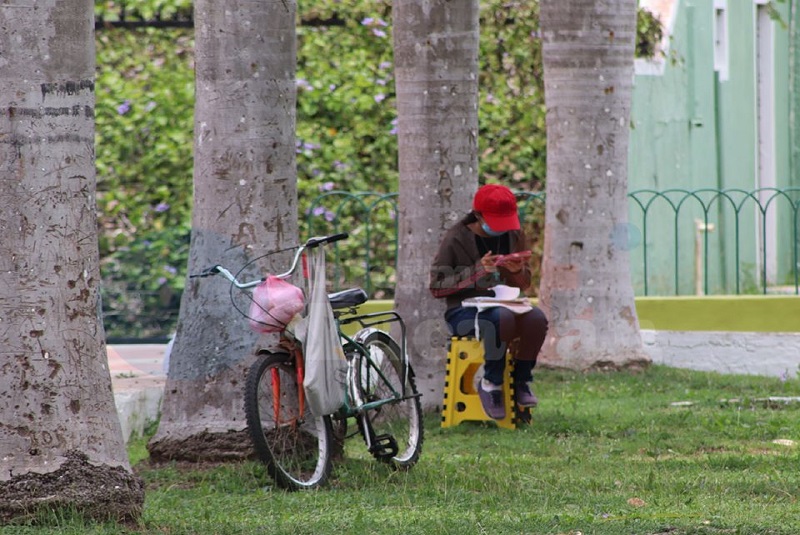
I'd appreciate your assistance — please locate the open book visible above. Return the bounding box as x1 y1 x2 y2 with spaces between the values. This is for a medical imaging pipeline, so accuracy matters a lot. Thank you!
461 296 533 314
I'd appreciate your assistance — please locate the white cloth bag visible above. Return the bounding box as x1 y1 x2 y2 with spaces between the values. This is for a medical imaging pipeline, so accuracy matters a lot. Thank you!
297 246 347 416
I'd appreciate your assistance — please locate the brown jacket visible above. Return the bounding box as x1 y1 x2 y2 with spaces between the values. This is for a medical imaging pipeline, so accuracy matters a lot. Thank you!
429 213 532 310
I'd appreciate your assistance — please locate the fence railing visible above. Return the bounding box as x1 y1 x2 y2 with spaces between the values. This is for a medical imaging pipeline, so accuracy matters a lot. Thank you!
306 188 800 297
103 186 800 342
306 191 399 297
628 188 800 296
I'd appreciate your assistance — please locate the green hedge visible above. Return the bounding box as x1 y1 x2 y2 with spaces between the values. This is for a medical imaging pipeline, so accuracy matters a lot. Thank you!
95 0 661 340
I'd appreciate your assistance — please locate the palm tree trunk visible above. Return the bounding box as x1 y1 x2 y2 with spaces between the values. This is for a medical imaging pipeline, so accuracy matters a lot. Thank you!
393 0 480 407
538 0 650 370
0 1 143 521
149 0 300 461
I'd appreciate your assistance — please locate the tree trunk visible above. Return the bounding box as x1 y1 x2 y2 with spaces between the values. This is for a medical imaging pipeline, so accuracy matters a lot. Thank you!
148 0 299 461
0 1 143 521
538 0 650 370
393 0 480 408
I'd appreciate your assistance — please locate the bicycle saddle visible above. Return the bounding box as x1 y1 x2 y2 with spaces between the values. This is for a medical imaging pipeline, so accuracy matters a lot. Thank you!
327 288 368 309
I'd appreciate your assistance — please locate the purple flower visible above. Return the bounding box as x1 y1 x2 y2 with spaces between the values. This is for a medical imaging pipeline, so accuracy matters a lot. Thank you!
313 206 326 217
319 181 335 192
376 79 387 86
157 277 168 285
296 78 314 91
164 265 178 275
324 210 336 222
374 94 386 103
379 61 392 70
486 93 496 104
117 100 131 115
329 84 337 91
154 202 170 213
361 17 387 28
372 29 387 38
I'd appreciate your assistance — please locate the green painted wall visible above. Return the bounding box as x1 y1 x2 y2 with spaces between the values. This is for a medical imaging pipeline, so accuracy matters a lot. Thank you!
628 3 697 296
628 0 796 296
794 0 800 195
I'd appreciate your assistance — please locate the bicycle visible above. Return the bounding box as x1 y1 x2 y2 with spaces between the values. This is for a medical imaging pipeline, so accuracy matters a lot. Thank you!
191 233 424 490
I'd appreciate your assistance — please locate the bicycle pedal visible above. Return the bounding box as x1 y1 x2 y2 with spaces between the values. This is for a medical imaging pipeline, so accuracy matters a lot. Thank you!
369 433 398 459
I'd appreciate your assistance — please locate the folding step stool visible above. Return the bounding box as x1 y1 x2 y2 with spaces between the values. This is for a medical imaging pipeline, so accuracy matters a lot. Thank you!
441 337 530 430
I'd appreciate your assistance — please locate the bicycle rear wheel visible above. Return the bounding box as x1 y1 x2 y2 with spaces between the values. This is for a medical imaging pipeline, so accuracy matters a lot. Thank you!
354 331 423 469
244 351 333 490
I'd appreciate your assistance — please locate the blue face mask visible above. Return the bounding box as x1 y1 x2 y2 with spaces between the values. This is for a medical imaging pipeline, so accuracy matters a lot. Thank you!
481 222 506 237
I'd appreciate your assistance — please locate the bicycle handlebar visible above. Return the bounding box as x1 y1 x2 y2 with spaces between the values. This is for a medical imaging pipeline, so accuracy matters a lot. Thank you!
189 232 349 288
304 232 349 249
189 265 221 279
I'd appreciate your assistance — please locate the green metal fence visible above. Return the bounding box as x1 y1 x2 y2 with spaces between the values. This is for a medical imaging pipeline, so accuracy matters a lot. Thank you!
307 188 800 297
628 188 800 296
306 191 399 298
104 186 799 342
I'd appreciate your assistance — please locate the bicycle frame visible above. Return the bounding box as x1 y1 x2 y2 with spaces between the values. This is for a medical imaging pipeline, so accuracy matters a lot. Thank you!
194 232 417 417
338 310 412 411
269 309 413 420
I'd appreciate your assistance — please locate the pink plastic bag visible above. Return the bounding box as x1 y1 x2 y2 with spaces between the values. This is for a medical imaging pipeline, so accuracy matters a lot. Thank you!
248 275 305 333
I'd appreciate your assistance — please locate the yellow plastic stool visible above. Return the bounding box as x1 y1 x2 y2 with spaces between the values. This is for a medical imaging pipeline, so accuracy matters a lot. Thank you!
441 337 519 430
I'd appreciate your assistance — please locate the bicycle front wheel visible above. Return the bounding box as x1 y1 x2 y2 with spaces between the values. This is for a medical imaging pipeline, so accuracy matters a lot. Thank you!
244 351 333 490
354 331 424 469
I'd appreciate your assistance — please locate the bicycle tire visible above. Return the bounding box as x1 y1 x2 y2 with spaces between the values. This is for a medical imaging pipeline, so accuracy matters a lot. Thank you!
244 351 333 490
354 331 424 469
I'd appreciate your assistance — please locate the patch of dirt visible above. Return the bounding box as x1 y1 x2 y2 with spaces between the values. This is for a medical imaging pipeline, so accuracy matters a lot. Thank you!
0 450 144 523
147 429 256 463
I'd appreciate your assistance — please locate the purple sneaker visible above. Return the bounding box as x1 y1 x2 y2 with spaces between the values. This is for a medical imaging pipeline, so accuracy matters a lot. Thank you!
514 383 538 408
478 380 506 420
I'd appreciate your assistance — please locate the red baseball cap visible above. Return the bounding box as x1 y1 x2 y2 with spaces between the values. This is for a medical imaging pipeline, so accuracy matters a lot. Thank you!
472 184 520 231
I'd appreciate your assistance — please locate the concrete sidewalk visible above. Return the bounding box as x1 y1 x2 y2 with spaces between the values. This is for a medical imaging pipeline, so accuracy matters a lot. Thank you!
109 344 167 443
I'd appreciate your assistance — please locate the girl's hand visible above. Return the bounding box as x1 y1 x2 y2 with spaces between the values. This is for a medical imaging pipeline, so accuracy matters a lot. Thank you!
501 258 524 273
480 251 500 273
494 250 530 274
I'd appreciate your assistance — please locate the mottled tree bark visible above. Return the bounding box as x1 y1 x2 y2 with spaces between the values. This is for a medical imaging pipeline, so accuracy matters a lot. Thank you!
538 0 650 370
393 0 480 407
0 0 143 521
149 0 299 461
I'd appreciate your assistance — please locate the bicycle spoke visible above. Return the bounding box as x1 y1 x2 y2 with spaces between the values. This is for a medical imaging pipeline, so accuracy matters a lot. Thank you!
245 353 333 490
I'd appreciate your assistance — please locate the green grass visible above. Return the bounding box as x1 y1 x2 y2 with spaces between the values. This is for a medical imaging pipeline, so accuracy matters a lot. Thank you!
5 365 800 534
